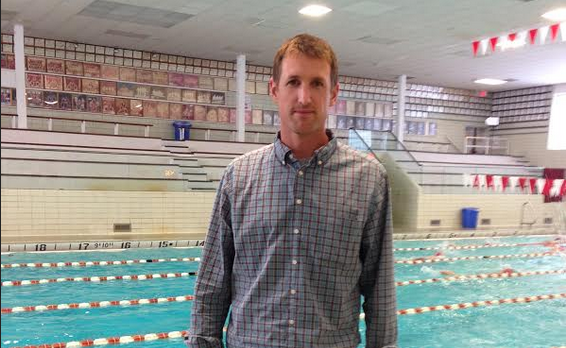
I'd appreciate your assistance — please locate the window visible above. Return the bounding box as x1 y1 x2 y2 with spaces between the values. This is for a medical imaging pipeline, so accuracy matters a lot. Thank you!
547 84 566 150
348 129 372 151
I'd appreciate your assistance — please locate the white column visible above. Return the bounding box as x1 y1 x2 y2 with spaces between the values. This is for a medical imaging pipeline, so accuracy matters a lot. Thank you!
236 54 246 142
14 23 27 129
396 74 406 143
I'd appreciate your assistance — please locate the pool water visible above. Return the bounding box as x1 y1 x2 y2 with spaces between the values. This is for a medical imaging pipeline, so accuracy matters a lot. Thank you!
1 235 565 348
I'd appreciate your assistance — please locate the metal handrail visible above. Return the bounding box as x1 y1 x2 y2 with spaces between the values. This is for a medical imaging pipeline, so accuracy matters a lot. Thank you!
347 128 423 171
464 136 509 155
555 205 566 234
383 130 422 166
1 113 153 137
445 135 463 153
520 201 537 228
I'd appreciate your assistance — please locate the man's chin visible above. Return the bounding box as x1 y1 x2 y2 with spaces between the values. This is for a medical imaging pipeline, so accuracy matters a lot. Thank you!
291 126 326 137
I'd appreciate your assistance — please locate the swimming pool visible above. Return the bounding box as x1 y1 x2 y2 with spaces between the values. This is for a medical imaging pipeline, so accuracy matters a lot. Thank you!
1 235 565 348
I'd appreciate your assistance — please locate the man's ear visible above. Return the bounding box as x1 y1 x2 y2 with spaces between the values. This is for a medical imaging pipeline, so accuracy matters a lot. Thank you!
329 82 339 106
269 77 278 102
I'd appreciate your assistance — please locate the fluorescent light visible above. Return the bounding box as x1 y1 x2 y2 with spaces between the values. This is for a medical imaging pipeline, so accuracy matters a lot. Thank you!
299 4 332 17
474 78 508 86
542 8 566 21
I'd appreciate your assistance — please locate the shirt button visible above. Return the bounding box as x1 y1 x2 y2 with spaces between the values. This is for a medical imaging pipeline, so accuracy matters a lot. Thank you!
290 289 297 295
293 228 300 234
296 199 302 205
292 259 298 265
318 160 323 165
289 319 295 325
281 161 286 165
298 170 304 176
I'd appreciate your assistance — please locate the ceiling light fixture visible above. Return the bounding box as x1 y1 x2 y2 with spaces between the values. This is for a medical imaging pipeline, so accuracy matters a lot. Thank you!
541 8 566 22
474 78 508 86
299 5 332 17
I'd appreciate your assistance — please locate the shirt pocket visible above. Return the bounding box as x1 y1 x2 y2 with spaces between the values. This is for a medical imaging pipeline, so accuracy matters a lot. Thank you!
308 210 364 271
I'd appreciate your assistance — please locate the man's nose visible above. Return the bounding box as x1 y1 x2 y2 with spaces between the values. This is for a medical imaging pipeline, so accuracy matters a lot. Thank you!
297 85 312 104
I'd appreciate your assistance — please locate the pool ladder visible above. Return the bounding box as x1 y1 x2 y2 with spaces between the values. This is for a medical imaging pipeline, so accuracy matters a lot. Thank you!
555 205 566 234
520 201 537 229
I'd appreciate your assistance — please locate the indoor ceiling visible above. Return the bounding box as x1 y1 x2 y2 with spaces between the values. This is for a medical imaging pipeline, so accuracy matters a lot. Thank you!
1 0 565 91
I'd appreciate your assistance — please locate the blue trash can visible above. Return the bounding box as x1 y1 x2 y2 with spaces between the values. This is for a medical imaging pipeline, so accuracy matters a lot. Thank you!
461 208 479 229
172 121 192 141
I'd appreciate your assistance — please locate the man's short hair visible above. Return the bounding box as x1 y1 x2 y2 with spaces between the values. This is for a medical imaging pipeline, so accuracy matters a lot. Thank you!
272 33 338 87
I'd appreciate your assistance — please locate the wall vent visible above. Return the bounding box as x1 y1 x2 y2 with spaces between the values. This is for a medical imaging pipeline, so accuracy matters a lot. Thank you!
113 223 131 232
481 218 491 225
544 217 553 224
430 219 441 226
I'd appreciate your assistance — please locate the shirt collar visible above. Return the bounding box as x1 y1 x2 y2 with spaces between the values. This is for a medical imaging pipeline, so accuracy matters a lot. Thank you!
273 129 337 166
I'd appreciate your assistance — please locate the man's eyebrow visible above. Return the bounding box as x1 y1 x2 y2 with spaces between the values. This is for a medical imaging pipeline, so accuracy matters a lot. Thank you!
285 75 326 82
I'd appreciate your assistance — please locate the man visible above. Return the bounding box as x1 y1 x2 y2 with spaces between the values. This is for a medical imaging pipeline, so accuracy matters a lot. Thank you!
186 33 398 348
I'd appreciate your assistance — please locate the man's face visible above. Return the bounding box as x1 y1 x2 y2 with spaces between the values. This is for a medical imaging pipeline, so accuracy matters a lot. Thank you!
270 53 338 138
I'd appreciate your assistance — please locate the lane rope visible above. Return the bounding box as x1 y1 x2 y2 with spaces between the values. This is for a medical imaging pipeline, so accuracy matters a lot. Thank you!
8 293 565 347
395 269 565 287
1 257 201 269
3 267 562 313
2 267 562 301
9 330 188 348
393 293 565 316
396 252 554 264
394 241 564 252
1 271 197 287
1 251 555 269
2 295 195 314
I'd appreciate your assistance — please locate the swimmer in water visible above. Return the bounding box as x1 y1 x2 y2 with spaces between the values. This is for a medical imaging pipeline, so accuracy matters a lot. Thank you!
412 251 445 262
499 268 516 275
439 270 457 277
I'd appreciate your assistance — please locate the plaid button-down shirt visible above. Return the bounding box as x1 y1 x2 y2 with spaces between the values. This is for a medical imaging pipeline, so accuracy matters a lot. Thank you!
186 131 397 348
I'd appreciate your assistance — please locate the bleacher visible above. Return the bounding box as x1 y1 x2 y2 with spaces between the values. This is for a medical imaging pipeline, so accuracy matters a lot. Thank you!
347 130 544 194
0 129 217 191
2 118 562 236
1 120 546 198
404 152 542 194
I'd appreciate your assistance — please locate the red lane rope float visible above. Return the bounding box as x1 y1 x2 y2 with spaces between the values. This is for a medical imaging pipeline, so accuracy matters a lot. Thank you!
395 269 565 287
3 269 563 312
394 241 565 252
395 251 553 264
8 294 565 347
1 257 201 269
1 271 197 287
2 295 195 314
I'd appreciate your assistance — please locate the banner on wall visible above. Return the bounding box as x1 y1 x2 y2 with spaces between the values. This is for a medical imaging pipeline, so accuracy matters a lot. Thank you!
463 173 566 201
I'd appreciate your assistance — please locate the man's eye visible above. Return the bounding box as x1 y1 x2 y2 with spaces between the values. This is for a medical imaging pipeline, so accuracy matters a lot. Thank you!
287 80 299 86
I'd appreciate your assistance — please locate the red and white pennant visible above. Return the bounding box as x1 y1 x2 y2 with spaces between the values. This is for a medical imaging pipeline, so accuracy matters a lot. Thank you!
472 22 565 56
464 174 566 197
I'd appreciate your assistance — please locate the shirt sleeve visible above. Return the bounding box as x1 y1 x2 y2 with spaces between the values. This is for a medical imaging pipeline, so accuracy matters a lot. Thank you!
185 167 235 348
359 168 398 348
